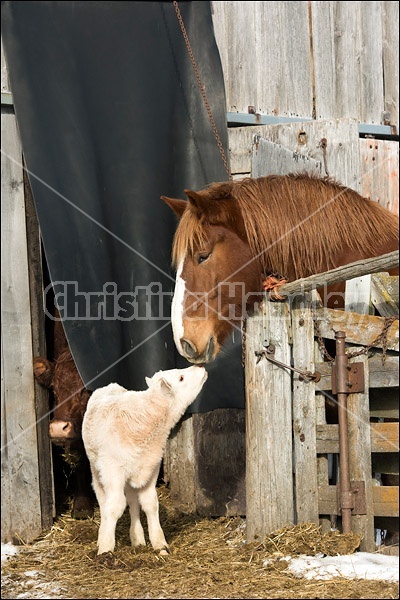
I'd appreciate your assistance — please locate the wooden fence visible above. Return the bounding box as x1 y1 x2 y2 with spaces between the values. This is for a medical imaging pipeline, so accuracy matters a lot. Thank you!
245 252 399 552
164 120 398 553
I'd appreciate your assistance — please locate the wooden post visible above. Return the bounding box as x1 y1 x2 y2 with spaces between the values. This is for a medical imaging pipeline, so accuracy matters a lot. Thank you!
292 293 319 523
24 170 55 526
1 109 43 542
245 298 294 541
347 355 375 551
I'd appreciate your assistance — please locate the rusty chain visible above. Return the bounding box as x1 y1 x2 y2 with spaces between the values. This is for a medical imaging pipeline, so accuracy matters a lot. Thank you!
173 1 232 180
314 317 335 362
347 315 398 360
241 318 247 368
314 314 398 363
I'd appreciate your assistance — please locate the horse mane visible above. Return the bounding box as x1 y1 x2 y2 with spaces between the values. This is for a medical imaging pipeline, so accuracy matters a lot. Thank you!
172 173 399 279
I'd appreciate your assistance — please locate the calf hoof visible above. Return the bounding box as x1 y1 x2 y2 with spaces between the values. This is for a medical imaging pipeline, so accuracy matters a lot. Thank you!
72 496 94 519
95 551 115 567
159 546 170 556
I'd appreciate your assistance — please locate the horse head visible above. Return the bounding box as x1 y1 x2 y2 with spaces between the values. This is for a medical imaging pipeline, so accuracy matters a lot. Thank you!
163 174 399 364
162 186 263 363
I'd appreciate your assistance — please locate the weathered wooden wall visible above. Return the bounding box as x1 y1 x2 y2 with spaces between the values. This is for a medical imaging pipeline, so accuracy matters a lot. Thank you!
212 1 399 129
1 42 53 543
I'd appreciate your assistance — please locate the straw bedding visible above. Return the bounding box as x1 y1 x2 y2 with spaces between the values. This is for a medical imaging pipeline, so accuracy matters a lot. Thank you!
1 485 398 599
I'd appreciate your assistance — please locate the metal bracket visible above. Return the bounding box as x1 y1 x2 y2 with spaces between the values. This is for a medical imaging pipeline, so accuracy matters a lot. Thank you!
255 343 321 382
332 362 365 394
336 481 367 515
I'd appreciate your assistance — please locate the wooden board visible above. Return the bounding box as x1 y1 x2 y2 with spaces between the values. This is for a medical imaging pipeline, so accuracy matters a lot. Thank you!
23 171 54 526
212 2 398 128
314 308 399 351
382 1 400 128
315 356 399 391
318 485 398 518
292 293 319 523
1 109 43 543
347 355 375 551
212 1 313 118
228 118 362 189
370 273 399 317
245 298 294 540
1 37 10 92
251 138 322 178
360 139 399 215
164 408 246 516
316 422 399 454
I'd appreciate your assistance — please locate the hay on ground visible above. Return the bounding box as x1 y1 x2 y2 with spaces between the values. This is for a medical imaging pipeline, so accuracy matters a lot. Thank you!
1 484 398 599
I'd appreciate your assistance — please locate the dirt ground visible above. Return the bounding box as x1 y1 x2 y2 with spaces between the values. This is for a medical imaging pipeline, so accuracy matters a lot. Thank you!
1 485 399 599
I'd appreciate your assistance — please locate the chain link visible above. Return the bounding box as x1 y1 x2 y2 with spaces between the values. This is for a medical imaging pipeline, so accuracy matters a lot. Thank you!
241 318 247 368
313 314 398 362
313 317 335 362
173 1 232 180
346 315 398 361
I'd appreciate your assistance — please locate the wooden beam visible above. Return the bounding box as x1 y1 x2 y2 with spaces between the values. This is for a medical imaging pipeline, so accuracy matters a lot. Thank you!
372 486 399 518
315 357 399 391
313 309 398 351
273 250 399 297
318 485 399 517
316 422 399 454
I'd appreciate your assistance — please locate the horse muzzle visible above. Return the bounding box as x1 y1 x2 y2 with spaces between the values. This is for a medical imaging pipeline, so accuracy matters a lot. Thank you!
180 336 216 364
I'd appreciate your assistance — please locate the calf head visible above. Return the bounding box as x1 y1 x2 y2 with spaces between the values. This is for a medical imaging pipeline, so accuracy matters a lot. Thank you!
34 350 91 445
145 365 208 407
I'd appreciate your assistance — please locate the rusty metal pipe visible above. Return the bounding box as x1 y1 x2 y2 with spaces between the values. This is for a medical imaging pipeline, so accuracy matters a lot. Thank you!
335 331 353 533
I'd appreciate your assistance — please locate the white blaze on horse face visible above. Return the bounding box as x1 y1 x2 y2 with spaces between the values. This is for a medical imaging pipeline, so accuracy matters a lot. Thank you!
171 259 186 356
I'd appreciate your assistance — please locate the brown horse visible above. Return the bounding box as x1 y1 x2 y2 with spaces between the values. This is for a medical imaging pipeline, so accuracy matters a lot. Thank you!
162 173 399 364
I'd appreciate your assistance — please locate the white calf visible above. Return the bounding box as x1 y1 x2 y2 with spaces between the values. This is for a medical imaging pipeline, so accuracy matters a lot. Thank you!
82 365 208 555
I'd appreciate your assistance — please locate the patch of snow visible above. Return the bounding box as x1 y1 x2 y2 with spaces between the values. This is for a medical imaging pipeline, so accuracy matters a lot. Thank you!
1 543 19 563
282 552 399 582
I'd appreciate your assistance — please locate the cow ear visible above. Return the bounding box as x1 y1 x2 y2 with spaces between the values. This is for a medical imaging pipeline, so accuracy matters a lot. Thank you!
161 196 187 219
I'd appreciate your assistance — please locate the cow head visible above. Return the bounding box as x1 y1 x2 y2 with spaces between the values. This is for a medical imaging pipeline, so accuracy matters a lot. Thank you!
34 350 91 446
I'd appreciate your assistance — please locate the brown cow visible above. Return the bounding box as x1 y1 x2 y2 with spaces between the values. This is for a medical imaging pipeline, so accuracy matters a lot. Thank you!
34 313 95 518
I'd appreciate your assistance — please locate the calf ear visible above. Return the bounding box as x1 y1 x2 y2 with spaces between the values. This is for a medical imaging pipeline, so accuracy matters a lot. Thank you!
161 196 187 219
158 377 173 396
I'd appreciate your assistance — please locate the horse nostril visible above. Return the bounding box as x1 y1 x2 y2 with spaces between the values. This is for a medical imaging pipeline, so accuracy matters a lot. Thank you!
181 338 198 359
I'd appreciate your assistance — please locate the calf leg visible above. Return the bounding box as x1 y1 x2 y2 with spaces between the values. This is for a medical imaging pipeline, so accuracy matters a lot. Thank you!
72 451 95 519
137 469 168 555
97 474 127 554
90 465 105 507
125 485 146 548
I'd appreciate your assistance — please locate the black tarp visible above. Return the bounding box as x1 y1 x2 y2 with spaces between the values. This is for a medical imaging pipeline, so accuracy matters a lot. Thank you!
1 0 245 412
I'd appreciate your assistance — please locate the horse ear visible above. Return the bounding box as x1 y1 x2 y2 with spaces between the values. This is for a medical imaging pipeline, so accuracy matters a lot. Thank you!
184 189 211 216
161 196 187 219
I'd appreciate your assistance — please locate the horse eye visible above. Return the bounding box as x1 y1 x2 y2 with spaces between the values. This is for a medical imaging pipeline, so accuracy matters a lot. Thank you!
179 375 184 382
198 252 211 264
